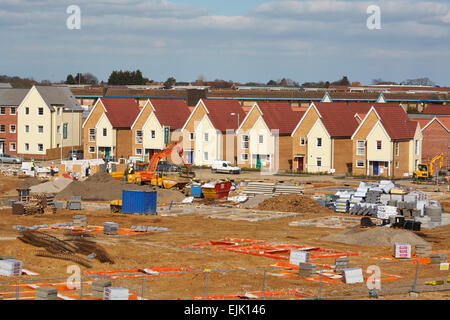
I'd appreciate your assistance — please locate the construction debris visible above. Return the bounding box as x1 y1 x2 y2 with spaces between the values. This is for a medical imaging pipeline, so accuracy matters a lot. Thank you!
92 279 112 298
73 215 87 228
103 287 129 300
35 287 58 300
104 222 119 235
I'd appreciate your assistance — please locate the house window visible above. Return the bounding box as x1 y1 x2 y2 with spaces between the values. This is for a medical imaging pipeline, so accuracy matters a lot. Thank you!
300 137 306 146
415 159 419 170
189 132 194 141
57 125 61 135
135 130 143 144
242 135 249 149
396 160 399 168
204 132 209 142
25 125 29 133
24 143 29 151
0 125 5 133
57 108 62 116
89 128 95 142
37 144 43 152
415 140 419 155
37 126 44 134
57 144 60 148
9 142 16 151
38 107 44 115
356 160 365 168
10 125 16 133
316 157 322 167
151 130 156 139
395 142 399 156
25 107 29 115
10 107 16 115
203 151 208 161
258 135 264 144
89 146 95 153
356 140 365 155
316 138 322 147
0 107 5 115
103 128 107 137
267 154 271 162
135 148 143 155
376 140 382 150
241 153 249 161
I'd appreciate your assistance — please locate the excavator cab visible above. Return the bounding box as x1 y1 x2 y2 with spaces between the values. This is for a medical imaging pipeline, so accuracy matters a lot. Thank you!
414 164 429 179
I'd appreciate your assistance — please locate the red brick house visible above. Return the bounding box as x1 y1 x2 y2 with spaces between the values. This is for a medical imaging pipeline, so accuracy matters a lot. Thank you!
0 89 28 155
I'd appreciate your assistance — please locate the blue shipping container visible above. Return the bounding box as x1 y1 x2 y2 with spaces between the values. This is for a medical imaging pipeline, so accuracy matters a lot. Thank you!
122 190 157 215
190 185 203 198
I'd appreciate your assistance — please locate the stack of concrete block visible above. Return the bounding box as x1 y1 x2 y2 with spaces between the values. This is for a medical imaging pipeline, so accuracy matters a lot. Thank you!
429 253 448 265
349 203 377 216
365 190 382 204
67 196 82 210
298 263 316 277
0 259 22 276
73 215 87 228
394 243 412 259
342 268 364 284
426 206 442 224
379 194 391 205
92 279 112 298
35 287 58 300
103 287 129 300
379 180 395 193
415 244 432 257
243 182 275 197
104 222 118 235
274 184 303 196
376 206 398 219
334 257 349 273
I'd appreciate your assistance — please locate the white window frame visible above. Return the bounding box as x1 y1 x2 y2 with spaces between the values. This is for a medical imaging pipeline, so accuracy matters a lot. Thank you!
204 132 209 142
89 146 95 153
316 137 322 147
300 137 306 146
37 144 43 152
0 107 5 115
135 148 143 156
37 125 44 134
356 160 365 168
241 135 249 149
356 140 365 156
203 151 209 161
89 128 95 142
189 132 194 141
396 160 399 168
24 143 29 151
415 140 419 156
103 128 107 137
0 124 5 133
57 107 62 116
258 135 264 144
241 153 249 161
151 130 156 139
25 125 29 133
376 140 382 150
9 142 16 151
395 142 399 156
57 125 61 135
38 107 44 116
25 107 29 115
10 107 16 115
135 130 143 144
10 124 16 133
415 159 419 171
316 157 322 167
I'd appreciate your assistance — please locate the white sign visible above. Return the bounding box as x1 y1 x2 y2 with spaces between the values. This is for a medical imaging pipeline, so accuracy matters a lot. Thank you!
289 250 310 265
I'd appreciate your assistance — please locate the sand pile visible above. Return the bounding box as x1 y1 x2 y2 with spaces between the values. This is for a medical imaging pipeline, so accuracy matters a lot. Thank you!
256 194 334 214
30 177 73 194
322 227 429 246
55 171 185 204
16 177 45 189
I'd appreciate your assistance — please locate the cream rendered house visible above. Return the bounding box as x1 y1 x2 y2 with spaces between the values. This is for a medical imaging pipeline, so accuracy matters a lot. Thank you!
17 86 83 157
306 119 332 173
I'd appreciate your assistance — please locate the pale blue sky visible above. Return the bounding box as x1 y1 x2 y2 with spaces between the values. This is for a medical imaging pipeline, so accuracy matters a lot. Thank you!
0 0 449 85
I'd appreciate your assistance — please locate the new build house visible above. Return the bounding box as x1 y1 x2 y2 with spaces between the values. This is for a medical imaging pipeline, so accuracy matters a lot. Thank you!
130 98 191 161
82 98 140 160
237 102 304 171
0 88 28 155
351 105 422 177
17 86 83 158
181 99 246 166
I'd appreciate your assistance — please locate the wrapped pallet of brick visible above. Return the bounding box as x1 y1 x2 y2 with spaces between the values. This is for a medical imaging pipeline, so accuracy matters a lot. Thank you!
289 250 310 265
35 287 58 300
298 263 316 277
429 253 448 265
334 257 349 273
415 244 432 257
73 215 87 228
92 279 112 298
103 287 129 300
342 268 364 284
394 243 411 259
0 259 23 276
104 222 118 235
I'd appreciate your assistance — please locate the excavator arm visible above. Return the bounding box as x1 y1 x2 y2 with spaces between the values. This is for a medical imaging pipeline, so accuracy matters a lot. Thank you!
429 153 444 177
147 141 189 174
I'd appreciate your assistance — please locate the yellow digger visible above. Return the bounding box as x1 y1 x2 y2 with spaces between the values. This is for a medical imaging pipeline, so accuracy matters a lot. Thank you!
413 153 444 181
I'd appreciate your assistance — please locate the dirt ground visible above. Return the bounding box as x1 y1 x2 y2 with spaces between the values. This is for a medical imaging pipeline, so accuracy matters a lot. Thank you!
0 171 449 300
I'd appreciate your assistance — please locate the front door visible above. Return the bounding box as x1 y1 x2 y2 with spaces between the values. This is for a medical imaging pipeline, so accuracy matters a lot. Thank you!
256 155 261 169
297 157 304 171
373 161 379 176
186 151 193 164
105 147 110 159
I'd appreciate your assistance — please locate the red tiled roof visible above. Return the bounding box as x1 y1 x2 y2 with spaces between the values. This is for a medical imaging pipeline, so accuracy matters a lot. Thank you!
437 117 450 131
373 105 417 140
423 104 450 115
313 103 359 137
346 102 400 115
100 98 140 128
411 118 432 130
149 99 191 130
202 99 246 132
256 102 305 135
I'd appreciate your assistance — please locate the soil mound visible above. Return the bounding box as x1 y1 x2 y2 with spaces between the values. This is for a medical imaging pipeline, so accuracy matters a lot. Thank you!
322 227 429 246
256 194 334 214
16 177 44 189
55 171 185 204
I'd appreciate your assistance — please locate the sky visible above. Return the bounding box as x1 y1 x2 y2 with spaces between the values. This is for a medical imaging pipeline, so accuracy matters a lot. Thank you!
0 0 449 86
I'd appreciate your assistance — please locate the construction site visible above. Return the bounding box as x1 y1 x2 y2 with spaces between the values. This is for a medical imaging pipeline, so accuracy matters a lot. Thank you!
0 154 449 302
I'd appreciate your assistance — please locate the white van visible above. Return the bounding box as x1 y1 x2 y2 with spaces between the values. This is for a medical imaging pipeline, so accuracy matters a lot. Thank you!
211 160 241 174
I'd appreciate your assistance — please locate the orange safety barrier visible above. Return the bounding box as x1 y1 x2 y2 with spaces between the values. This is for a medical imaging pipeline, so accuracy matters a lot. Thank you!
85 267 193 279
178 289 315 300
28 225 165 236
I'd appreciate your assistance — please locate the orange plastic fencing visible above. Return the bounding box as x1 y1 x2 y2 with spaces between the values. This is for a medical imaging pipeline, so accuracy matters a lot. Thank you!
85 267 194 279
177 289 315 300
29 225 164 236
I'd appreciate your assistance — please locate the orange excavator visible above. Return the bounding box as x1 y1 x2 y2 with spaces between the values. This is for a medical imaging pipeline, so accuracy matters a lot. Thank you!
128 141 195 188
